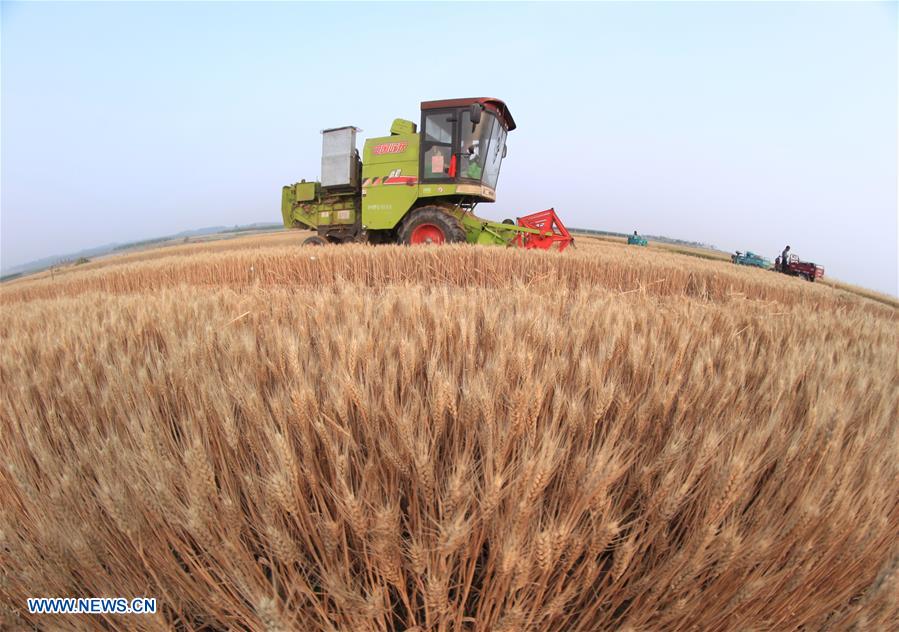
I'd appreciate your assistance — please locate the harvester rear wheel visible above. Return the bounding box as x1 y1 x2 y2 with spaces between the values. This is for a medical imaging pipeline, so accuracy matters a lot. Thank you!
303 236 326 246
399 207 466 246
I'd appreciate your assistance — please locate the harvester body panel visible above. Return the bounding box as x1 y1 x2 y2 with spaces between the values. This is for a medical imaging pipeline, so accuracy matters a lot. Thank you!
281 184 356 231
360 132 421 230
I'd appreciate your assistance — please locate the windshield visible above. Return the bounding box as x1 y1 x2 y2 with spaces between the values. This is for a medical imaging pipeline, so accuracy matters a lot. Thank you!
459 111 506 189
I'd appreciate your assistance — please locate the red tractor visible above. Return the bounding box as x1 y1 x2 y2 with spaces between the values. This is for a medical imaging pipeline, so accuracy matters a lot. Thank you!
775 253 824 282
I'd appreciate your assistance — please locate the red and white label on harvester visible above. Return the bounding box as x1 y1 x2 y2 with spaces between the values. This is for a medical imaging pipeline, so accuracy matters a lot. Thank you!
373 142 408 155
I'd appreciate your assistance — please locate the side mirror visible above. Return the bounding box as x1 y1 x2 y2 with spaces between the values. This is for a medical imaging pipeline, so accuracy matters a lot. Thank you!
469 103 482 125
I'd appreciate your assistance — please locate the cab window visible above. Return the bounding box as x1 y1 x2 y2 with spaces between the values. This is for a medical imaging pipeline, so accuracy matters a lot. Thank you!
424 114 453 144
460 111 490 181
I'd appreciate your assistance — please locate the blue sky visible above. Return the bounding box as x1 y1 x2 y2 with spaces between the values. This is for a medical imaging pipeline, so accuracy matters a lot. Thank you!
2 2 896 294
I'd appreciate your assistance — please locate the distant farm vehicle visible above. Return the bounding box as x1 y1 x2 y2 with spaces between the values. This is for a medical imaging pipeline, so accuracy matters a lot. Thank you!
775 254 824 282
628 232 648 246
731 251 771 269
281 98 572 251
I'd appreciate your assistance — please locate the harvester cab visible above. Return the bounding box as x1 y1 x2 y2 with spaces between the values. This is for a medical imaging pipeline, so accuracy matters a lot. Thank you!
281 98 572 250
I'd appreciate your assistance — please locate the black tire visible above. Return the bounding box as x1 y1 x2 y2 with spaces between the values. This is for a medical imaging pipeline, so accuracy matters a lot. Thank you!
398 207 466 245
502 218 515 225
303 235 326 246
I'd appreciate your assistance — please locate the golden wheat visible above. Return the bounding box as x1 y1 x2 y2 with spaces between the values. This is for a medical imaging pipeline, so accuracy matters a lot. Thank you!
0 237 896 630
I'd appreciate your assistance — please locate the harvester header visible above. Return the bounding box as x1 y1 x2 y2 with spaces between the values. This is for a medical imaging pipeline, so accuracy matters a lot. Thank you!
280 97 572 250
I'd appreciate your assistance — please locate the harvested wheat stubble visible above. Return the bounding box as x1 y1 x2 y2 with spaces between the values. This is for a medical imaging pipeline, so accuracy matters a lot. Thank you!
1 242 897 631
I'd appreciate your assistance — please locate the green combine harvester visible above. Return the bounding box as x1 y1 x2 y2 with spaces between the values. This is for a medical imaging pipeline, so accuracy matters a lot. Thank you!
281 98 572 250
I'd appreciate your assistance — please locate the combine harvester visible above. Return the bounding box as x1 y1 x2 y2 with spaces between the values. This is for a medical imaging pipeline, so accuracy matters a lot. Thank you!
731 251 772 269
281 98 572 251
627 231 648 246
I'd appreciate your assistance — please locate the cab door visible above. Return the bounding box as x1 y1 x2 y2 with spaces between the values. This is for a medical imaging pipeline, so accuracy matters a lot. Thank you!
421 110 457 182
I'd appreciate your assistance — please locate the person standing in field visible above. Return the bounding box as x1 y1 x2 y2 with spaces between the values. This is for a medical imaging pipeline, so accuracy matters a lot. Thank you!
781 245 791 273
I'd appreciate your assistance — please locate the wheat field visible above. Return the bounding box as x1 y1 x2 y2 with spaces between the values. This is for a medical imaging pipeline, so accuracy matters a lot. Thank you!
1 234 897 631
